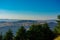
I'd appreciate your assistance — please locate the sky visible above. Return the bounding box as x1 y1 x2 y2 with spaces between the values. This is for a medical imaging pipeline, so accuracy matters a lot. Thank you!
0 0 60 20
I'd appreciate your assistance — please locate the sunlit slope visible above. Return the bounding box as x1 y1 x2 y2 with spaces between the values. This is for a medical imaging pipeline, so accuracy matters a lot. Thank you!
54 36 60 40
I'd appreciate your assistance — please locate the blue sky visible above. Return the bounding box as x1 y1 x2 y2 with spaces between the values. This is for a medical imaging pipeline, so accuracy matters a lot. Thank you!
0 0 60 20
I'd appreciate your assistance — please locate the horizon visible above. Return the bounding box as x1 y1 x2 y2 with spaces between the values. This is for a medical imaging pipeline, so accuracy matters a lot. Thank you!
0 0 60 20
0 19 57 21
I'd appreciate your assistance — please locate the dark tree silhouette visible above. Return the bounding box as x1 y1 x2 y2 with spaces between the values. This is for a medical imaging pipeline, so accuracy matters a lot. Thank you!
15 26 27 40
54 15 60 34
42 23 55 40
0 32 3 40
4 29 13 40
27 24 44 40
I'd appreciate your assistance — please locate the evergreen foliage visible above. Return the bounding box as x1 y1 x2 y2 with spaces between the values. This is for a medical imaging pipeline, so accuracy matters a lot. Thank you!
54 15 60 34
0 32 3 40
4 29 13 40
15 26 26 40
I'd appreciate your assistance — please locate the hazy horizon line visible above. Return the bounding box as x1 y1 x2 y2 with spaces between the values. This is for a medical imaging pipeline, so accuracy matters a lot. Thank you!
0 19 56 20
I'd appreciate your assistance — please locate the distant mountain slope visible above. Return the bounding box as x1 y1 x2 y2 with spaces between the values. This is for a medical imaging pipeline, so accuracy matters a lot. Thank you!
0 19 57 35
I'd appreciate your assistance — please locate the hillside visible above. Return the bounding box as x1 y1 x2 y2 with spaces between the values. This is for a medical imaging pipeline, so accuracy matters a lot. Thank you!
0 19 57 35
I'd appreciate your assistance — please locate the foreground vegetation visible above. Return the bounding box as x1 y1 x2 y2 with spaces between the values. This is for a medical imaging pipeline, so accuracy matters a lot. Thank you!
54 35 60 40
0 15 60 40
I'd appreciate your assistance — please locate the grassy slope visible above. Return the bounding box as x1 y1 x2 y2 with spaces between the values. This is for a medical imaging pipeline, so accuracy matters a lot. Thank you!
54 36 60 40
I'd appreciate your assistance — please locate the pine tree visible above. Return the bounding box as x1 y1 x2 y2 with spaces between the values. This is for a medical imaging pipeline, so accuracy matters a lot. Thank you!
15 26 26 40
42 23 55 40
4 29 13 40
54 15 60 34
0 32 3 40
27 24 43 40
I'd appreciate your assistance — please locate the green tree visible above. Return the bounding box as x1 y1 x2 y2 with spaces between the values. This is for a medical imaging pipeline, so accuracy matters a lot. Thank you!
42 23 55 40
27 24 43 40
0 32 3 40
54 15 60 34
58 15 60 19
4 29 13 40
15 26 26 40
27 23 55 40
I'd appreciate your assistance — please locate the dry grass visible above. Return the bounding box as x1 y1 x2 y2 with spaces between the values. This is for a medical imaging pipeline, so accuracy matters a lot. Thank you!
54 36 60 40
